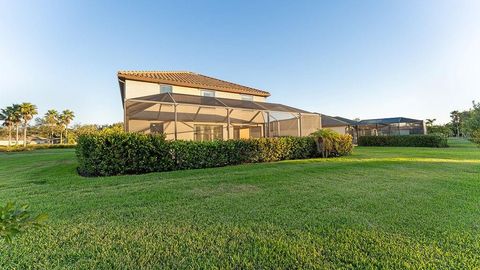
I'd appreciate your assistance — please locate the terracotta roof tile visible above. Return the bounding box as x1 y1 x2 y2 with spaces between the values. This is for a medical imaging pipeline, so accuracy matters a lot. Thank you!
118 71 270 97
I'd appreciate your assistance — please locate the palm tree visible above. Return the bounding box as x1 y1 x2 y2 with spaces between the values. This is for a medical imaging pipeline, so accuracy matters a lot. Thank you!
0 106 16 147
10 104 21 145
19 103 38 147
425 118 436 127
44 110 59 144
59 110 75 144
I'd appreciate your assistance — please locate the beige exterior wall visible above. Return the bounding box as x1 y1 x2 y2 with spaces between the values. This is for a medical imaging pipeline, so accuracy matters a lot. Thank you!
213 90 266 102
325 126 348 134
125 80 267 102
125 80 159 99
128 119 264 141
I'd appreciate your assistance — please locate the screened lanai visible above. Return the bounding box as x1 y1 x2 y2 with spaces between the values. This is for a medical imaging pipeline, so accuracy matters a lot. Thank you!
356 117 426 136
124 93 321 141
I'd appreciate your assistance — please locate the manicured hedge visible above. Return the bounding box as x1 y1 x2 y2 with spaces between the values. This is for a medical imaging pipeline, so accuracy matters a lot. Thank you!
0 144 76 152
357 135 448 148
76 133 320 177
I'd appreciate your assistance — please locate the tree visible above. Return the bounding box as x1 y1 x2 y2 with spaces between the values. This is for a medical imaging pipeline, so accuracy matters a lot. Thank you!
19 103 38 147
10 104 22 145
464 101 480 134
59 110 75 144
44 110 59 144
425 119 437 134
450 111 460 137
0 106 16 147
428 123 452 137
425 118 436 127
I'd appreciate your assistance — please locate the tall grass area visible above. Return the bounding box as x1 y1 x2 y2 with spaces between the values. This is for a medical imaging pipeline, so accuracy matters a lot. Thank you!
1 139 479 268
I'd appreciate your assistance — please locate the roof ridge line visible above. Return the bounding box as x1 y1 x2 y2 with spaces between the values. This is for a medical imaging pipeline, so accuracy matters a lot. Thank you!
196 73 267 93
118 70 194 74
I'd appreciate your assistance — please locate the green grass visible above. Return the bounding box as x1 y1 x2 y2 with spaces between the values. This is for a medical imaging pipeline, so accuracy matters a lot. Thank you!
1 138 479 269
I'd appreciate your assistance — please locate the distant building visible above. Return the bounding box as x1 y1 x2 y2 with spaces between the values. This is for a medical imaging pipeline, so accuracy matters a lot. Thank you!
354 117 426 136
320 115 351 135
322 116 426 143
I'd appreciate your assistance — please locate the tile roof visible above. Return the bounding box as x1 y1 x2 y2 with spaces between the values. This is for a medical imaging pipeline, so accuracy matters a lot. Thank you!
357 117 423 125
326 116 424 126
333 116 359 125
321 115 351 127
118 71 270 97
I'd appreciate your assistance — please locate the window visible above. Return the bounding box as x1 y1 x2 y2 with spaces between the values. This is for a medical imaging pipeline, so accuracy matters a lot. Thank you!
194 125 223 141
241 94 253 101
150 123 164 134
160 85 172 94
201 90 215 97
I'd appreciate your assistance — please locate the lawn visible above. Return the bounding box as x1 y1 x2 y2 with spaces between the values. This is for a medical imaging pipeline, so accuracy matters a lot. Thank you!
1 139 479 269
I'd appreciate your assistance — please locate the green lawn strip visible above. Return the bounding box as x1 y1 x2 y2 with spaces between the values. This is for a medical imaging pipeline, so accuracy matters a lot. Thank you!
1 222 479 269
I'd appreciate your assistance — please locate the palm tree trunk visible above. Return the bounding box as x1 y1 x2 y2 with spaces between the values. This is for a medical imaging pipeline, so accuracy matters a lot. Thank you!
23 121 27 147
8 126 12 147
65 129 68 144
60 130 63 144
15 125 19 145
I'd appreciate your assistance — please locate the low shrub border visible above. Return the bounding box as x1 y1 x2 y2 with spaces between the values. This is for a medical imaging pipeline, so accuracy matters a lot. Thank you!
0 144 76 152
76 130 353 177
357 135 448 148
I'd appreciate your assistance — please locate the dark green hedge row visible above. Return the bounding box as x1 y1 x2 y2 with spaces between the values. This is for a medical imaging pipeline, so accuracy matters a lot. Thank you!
76 133 319 176
357 135 448 147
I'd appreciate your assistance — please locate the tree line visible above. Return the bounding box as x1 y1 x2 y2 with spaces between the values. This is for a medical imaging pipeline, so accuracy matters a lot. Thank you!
0 103 75 147
425 100 480 143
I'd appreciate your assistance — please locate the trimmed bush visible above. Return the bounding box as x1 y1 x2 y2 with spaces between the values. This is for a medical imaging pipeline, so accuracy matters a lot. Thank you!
310 129 354 157
335 134 354 155
0 144 76 152
357 135 448 148
76 131 346 177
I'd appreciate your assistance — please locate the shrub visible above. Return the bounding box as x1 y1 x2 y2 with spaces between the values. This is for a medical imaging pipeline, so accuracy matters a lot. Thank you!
76 132 173 176
0 144 76 153
470 129 480 146
357 135 448 148
310 129 354 157
76 131 350 177
0 202 47 243
336 134 354 156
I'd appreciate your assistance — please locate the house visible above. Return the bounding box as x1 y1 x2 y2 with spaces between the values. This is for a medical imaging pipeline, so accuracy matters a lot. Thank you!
354 117 426 136
321 116 426 142
320 115 352 135
118 71 321 141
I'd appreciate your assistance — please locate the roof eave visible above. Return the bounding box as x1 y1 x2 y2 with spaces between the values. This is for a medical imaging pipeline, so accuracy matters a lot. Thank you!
117 73 271 98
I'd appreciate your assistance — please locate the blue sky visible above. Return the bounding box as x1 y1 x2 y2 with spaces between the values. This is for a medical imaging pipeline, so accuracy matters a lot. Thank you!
1 0 479 124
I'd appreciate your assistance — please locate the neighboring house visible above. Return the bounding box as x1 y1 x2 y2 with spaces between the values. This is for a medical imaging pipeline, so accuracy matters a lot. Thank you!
320 115 351 134
355 117 426 136
118 71 321 141
323 116 426 142
30 136 50 145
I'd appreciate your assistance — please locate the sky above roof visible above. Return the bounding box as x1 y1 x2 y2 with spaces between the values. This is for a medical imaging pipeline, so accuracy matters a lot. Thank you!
1 0 479 124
